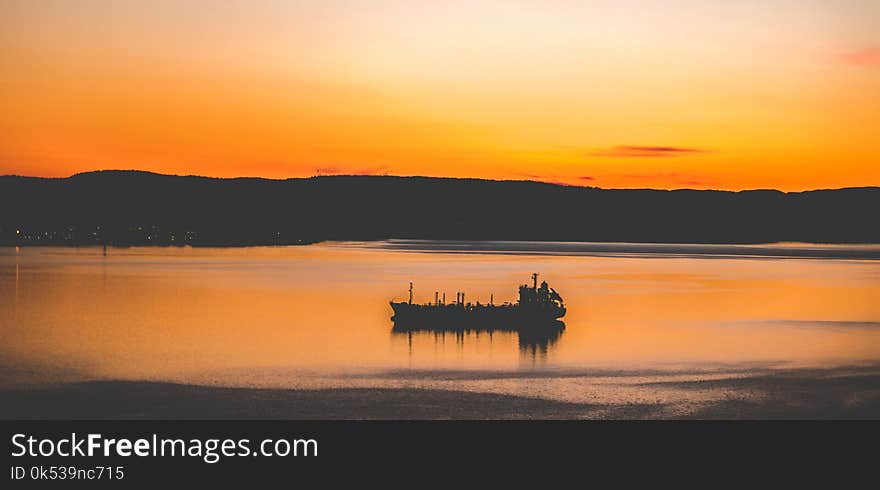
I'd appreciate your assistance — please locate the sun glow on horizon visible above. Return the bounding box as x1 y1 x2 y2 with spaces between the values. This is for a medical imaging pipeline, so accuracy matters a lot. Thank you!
1 0 878 191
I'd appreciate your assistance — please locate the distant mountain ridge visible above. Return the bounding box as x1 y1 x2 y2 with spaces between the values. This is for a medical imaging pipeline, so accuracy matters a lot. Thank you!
1 170 877 245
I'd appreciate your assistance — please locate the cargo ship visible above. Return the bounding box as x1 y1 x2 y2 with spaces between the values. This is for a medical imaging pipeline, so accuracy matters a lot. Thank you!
390 274 566 330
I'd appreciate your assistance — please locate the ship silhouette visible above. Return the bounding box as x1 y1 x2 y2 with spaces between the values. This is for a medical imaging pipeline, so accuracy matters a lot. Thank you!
390 274 566 334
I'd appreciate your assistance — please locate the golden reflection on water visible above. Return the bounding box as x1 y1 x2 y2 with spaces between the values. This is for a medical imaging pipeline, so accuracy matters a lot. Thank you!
1 243 879 389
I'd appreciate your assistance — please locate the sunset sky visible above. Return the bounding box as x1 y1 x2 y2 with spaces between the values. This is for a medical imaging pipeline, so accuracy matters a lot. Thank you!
1 0 878 190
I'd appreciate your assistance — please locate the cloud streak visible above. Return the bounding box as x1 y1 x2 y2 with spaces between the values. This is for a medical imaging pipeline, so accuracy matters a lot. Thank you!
314 165 388 176
511 172 594 187
592 146 706 158
837 47 880 66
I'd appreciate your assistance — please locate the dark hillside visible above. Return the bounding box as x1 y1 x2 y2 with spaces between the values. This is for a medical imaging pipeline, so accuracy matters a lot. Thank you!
1 171 877 245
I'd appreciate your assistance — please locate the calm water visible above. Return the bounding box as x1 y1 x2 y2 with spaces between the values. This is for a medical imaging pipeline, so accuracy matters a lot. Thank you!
2 241 879 414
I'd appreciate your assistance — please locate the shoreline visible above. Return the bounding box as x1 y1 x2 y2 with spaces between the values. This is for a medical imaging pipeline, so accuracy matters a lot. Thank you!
3 370 879 420
4 240 880 260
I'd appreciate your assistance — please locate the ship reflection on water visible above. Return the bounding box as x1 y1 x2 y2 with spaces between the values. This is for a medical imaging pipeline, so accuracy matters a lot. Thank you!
392 320 565 359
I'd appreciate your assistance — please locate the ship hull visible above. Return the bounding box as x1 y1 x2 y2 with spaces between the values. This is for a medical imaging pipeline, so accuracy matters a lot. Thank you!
390 301 565 331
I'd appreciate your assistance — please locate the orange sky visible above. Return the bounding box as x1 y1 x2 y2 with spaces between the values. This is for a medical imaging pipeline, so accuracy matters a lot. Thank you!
1 0 878 190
